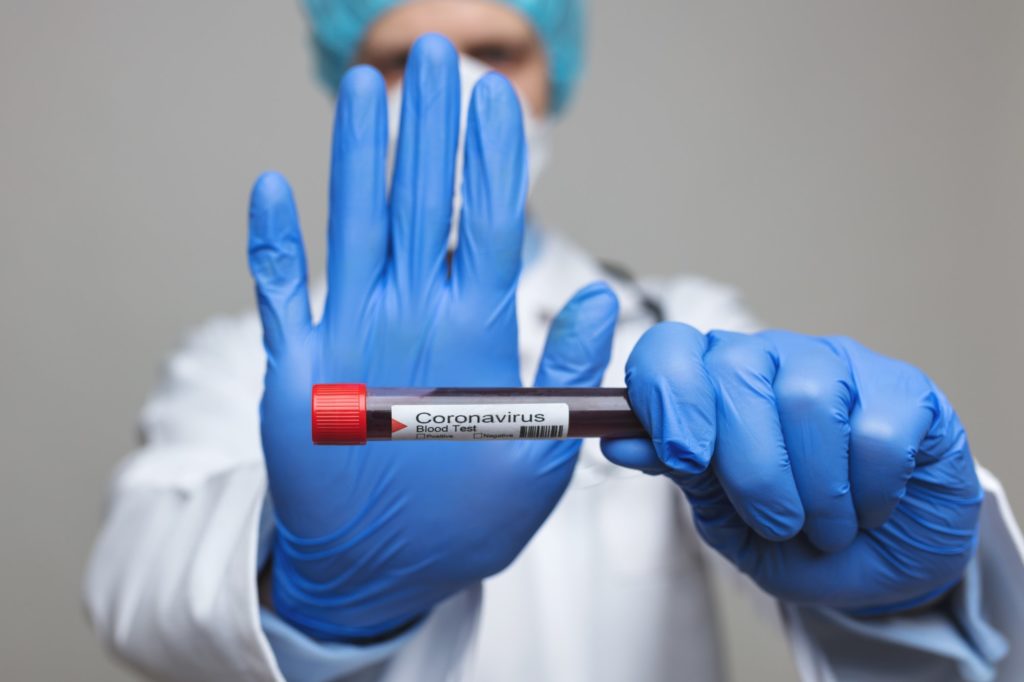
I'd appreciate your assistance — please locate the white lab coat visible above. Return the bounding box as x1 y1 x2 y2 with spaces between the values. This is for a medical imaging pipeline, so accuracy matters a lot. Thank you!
84 230 1024 681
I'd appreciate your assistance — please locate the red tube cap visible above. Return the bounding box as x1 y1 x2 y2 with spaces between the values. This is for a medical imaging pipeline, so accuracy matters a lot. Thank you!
312 383 367 445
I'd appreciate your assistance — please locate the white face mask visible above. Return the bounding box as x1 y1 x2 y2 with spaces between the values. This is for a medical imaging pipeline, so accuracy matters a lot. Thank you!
386 54 552 250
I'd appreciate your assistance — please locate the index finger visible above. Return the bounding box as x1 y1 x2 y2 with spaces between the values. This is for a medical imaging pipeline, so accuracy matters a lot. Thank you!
704 331 805 542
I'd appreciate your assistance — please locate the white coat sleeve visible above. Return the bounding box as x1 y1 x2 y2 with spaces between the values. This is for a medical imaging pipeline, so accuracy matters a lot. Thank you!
653 276 1021 681
82 314 483 682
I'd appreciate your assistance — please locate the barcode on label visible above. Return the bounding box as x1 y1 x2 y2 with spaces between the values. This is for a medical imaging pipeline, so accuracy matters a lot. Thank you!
518 424 565 439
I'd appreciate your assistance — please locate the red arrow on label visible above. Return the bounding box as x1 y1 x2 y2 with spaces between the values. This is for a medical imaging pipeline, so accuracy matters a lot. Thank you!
391 418 408 433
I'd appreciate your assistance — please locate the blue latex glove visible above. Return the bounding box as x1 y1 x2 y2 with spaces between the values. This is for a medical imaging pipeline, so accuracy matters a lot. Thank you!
248 34 619 641
602 323 982 615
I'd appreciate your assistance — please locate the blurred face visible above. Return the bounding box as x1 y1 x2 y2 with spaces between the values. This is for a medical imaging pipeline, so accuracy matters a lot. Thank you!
356 0 550 116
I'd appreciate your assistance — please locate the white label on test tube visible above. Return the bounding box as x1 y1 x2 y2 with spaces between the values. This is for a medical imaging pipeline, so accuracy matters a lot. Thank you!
390 403 570 441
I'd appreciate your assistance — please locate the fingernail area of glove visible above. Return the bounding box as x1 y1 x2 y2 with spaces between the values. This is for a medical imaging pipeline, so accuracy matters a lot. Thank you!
469 72 520 138
657 436 714 477
549 284 618 339
653 396 715 476
339 65 385 142
406 34 458 113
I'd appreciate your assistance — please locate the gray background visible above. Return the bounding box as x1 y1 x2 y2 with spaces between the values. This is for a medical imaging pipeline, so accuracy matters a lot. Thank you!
1 1 1021 679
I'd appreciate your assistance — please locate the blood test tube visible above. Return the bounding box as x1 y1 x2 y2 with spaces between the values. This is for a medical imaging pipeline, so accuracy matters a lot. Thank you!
311 384 648 445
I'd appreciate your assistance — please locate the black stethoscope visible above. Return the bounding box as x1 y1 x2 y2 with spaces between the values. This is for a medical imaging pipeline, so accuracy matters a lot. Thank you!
599 260 666 324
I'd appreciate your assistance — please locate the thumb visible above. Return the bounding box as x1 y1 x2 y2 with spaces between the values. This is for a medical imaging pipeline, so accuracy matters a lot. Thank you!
533 282 619 388
601 322 716 476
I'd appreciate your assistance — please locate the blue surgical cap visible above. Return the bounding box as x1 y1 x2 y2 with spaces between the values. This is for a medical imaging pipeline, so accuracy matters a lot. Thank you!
301 0 584 112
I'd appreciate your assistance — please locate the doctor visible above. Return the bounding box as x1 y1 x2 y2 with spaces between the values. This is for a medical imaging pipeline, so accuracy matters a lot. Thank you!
84 1 1024 680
